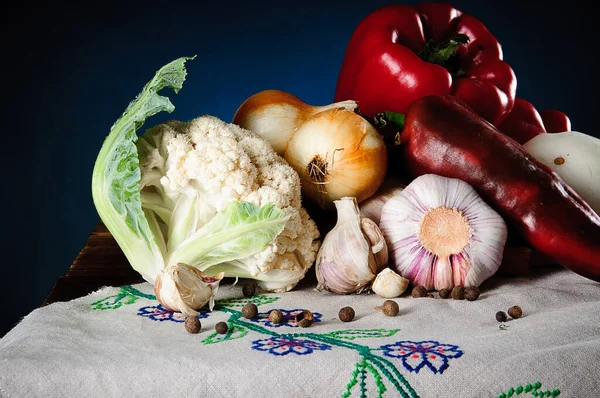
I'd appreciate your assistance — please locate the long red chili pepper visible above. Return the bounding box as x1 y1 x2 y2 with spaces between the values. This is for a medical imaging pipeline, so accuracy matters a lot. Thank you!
375 94 600 282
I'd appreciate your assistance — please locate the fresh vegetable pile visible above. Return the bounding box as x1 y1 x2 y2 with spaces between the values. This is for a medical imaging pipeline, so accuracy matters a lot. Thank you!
91 2 600 316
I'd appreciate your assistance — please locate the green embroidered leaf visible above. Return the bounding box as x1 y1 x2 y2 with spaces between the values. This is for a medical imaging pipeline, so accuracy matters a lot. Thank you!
216 294 278 308
325 329 400 341
91 292 138 310
202 324 248 345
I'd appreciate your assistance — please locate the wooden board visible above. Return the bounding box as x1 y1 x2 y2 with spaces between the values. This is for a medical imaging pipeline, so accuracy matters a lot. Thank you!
42 222 144 306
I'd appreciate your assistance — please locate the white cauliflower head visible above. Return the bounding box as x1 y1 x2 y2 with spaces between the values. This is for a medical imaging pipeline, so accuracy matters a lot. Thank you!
137 115 320 292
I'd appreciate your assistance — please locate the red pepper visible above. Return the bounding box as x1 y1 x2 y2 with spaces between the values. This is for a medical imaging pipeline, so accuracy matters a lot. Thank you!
376 95 600 283
334 2 517 126
540 109 571 133
498 98 573 144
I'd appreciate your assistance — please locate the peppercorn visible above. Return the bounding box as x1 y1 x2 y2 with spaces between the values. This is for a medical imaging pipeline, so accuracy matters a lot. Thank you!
269 309 284 324
242 303 258 319
338 306 355 322
184 316 201 334
451 285 465 300
242 282 256 297
411 285 428 298
508 305 523 319
295 310 314 327
215 321 229 334
382 300 399 317
438 288 451 299
495 311 508 323
464 286 481 301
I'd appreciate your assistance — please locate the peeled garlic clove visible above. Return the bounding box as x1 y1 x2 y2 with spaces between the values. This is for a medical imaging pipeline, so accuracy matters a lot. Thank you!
372 268 409 298
360 217 388 270
315 197 385 294
380 174 507 291
154 262 225 315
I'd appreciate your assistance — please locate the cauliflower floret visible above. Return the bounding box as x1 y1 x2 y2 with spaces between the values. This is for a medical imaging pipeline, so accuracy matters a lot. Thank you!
137 115 320 292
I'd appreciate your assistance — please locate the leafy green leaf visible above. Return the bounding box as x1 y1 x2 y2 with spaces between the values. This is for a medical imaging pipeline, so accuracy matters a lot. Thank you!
168 201 290 268
91 56 194 283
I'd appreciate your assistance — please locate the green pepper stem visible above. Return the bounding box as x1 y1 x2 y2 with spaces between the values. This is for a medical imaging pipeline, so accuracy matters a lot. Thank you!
418 33 469 74
373 111 405 146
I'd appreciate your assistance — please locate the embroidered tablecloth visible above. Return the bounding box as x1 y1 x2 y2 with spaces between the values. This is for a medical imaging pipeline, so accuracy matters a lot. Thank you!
1 266 599 398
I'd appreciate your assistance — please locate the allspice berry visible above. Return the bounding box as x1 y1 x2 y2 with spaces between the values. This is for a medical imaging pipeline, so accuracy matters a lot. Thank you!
508 305 523 319
496 311 508 323
269 309 284 324
295 310 314 327
382 300 399 317
411 285 428 298
242 282 256 297
438 288 451 299
338 306 355 322
242 303 258 319
464 286 481 301
184 316 201 334
451 285 465 300
215 321 229 334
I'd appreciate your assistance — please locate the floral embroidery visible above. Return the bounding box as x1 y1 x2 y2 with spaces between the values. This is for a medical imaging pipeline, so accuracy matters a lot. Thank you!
380 340 463 374
137 304 210 322
251 336 332 356
251 308 323 328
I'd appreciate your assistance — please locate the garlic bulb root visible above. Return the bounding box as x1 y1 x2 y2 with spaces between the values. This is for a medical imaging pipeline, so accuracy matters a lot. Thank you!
232 89 357 156
154 262 225 315
380 174 507 291
284 108 388 208
315 197 388 294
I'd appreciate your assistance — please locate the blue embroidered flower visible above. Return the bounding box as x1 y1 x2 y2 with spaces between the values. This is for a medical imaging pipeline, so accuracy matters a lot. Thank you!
380 340 463 374
252 336 331 356
251 309 323 328
137 304 210 322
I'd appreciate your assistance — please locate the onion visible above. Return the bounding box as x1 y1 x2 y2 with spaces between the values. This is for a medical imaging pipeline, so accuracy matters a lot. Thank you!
283 108 388 208
232 89 357 156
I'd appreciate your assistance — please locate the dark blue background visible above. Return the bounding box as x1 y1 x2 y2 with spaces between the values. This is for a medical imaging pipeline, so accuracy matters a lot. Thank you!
3 0 598 337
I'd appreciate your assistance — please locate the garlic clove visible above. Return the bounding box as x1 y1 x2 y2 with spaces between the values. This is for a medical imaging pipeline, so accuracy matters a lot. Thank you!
380 174 507 291
315 197 386 294
372 268 409 298
359 176 407 224
360 217 388 271
154 262 224 315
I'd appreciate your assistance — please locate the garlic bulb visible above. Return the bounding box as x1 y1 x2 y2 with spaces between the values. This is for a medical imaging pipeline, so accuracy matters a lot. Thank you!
315 197 388 294
380 174 507 291
154 262 225 315
359 176 407 224
284 108 388 208
372 268 410 298
232 89 358 156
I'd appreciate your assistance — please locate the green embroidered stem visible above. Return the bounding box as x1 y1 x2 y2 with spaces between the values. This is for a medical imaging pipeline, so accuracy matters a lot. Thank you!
498 381 560 398
359 363 367 398
365 361 386 398
342 361 363 398
122 285 155 300
367 355 416 398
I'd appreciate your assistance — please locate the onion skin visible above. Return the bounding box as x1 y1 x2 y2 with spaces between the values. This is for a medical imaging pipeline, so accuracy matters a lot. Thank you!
284 108 388 208
394 94 600 283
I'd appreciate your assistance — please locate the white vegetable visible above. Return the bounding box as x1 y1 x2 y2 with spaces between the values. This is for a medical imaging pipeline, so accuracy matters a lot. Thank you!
91 57 321 302
380 174 507 291
523 131 600 214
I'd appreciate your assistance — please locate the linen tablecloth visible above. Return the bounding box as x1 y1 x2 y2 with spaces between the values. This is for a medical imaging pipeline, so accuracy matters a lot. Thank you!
1 267 599 397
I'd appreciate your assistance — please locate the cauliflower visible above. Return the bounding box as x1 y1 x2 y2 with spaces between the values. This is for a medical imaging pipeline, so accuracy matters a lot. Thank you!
91 57 320 294
137 116 320 291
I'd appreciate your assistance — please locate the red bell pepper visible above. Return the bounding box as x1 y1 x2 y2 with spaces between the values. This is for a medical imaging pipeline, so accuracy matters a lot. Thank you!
334 2 517 126
375 95 600 283
498 98 572 144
